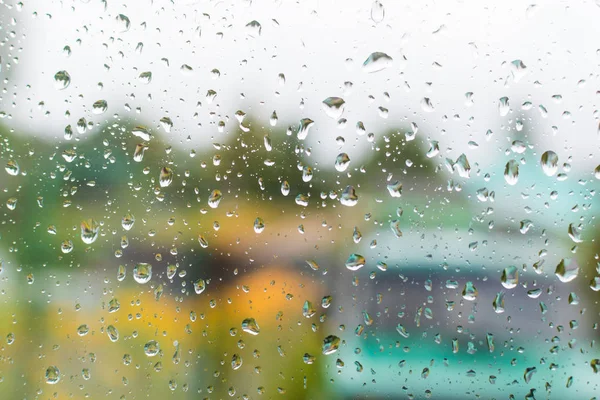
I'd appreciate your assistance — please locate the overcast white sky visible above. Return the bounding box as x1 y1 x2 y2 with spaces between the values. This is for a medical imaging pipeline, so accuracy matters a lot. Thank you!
2 0 600 175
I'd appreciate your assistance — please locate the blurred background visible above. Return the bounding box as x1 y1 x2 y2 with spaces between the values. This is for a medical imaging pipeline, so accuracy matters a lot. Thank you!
0 0 599 399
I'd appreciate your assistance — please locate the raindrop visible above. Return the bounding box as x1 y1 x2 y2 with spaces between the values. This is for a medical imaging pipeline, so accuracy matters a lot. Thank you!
133 263 152 284
297 118 314 140
340 185 358 206
80 219 99 244
363 52 393 73
54 70 71 90
504 159 519 185
501 266 519 289
541 151 559 176
322 97 345 119
45 366 60 384
322 335 341 355
555 258 579 283
345 253 365 271
159 167 173 187
242 318 260 335
144 340 160 356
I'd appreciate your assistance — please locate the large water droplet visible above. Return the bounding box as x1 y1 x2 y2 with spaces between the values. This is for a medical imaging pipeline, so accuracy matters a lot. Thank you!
345 253 365 271
5 160 19 176
122 213 135 231
297 118 314 140
462 281 478 301
498 96 510 116
253 217 265 233
335 153 351 172
81 219 99 244
504 159 519 185
371 1 385 23
159 167 173 187
107 325 119 342
322 335 341 355
322 97 345 119
245 20 262 37
340 185 358 206
541 151 558 176
194 279 206 294
208 189 222 208
45 366 60 384
92 99 107 114
133 263 152 284
501 266 519 289
54 70 71 90
362 52 393 73
144 340 160 356
555 258 579 283
224 354 242 374
241 318 260 335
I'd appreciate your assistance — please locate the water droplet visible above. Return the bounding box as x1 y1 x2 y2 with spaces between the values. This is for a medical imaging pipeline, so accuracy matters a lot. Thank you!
322 335 340 355
133 263 152 284
54 70 71 90
524 366 537 383
80 219 99 244
132 126 152 141
302 166 313 182
159 167 173 187
568 223 582 243
362 52 393 73
498 97 510 116
371 0 385 23
504 159 519 185
281 181 290 196
117 265 126 282
194 279 206 294
115 14 131 32
510 59 528 82
353 226 362 243
462 281 478 301
61 240 73 254
242 318 260 335
345 253 365 271
121 213 135 231
144 340 160 356
107 325 119 342
334 153 350 172
454 154 471 178
396 324 410 338
297 118 314 140
541 151 559 176
555 258 579 283
231 354 243 370
77 324 89 336
302 300 316 318
45 366 60 384
420 97 435 112
92 99 107 114
519 219 533 234
322 97 345 119
390 220 402 238
139 71 152 84
340 185 358 206
253 217 265 233
245 20 261 37
386 181 402 197
493 291 505 313
501 266 519 289
5 160 19 176
426 141 440 158
208 189 222 208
